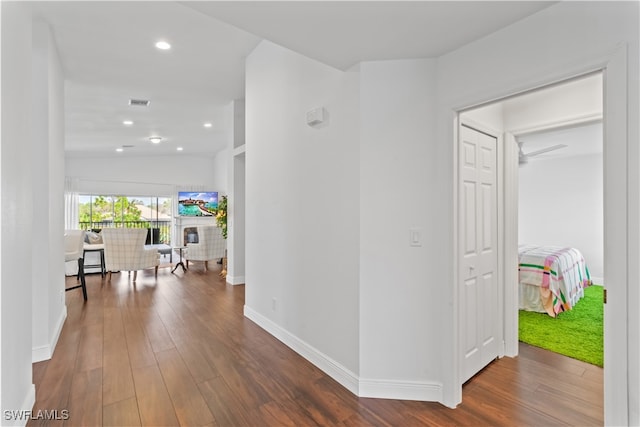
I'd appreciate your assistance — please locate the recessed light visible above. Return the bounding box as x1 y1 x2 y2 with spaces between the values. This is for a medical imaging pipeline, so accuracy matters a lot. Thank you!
177 147 183 151
149 136 162 144
123 120 133 126
155 40 171 50
116 148 123 152
203 122 212 128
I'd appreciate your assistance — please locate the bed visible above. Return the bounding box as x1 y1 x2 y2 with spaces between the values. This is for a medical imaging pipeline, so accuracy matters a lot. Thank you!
518 245 592 317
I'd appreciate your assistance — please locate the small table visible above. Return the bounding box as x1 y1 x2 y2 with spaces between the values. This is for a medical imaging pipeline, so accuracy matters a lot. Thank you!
171 246 187 273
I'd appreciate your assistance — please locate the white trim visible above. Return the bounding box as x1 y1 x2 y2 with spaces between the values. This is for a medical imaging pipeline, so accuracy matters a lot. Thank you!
31 345 50 364
233 144 246 156
358 378 442 402
602 46 628 427
503 132 519 357
450 50 627 417
50 305 67 357
225 275 245 285
244 305 442 402
509 112 603 137
32 305 67 363
243 305 359 395
13 385 36 427
450 113 461 408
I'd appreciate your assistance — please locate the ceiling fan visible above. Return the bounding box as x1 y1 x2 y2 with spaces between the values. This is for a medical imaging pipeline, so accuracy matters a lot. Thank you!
518 140 567 165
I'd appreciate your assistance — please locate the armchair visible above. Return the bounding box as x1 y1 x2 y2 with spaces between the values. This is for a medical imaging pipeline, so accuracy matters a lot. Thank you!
101 228 160 282
185 226 225 271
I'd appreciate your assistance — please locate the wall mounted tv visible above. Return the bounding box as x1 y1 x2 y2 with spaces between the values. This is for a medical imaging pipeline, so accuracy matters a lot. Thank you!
177 191 218 216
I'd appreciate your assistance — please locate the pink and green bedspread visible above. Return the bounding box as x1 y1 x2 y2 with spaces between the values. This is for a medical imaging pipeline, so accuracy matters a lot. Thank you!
518 245 592 317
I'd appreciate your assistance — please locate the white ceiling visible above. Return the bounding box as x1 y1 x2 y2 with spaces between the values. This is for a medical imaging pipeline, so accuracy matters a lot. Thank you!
28 1 556 158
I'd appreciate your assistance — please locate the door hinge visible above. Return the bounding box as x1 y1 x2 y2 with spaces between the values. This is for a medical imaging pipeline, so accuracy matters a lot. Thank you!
603 288 607 304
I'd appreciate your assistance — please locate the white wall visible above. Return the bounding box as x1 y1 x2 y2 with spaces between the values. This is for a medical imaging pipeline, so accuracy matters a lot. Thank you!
31 20 51 363
244 41 360 380
211 149 228 193
1 1 36 420
46 20 66 364
519 152 603 281
66 154 218 196
225 99 245 285
463 102 504 132
31 19 67 364
227 154 245 284
436 1 638 421
242 5 639 419
358 59 441 400
503 74 602 134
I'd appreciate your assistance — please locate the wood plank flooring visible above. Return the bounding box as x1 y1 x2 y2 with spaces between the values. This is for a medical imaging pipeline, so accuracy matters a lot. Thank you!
29 263 603 426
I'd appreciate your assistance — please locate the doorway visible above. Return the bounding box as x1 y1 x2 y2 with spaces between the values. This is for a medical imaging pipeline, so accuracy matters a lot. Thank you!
458 72 604 385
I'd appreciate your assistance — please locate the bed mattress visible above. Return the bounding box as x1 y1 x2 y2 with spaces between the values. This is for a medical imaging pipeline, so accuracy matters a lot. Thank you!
518 245 592 317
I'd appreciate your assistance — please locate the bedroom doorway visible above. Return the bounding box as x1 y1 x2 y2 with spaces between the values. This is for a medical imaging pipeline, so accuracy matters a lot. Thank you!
458 71 604 383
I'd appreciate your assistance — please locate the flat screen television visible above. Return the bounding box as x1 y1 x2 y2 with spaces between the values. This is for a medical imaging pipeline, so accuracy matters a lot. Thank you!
177 191 218 216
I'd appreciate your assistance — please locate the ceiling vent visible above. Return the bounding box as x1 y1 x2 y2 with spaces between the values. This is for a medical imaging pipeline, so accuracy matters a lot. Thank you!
128 98 150 107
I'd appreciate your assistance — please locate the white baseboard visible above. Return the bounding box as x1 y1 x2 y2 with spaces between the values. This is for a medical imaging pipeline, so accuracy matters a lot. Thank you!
32 305 67 363
591 276 604 285
359 378 442 402
226 275 245 285
8 384 36 427
243 305 359 395
243 305 442 402
31 345 51 364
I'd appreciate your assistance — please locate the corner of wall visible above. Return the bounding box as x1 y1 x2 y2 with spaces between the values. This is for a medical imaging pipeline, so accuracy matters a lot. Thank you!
32 304 66 363
243 305 360 395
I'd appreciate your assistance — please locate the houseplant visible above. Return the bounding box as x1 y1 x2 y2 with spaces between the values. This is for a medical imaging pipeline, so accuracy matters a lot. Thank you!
216 195 228 276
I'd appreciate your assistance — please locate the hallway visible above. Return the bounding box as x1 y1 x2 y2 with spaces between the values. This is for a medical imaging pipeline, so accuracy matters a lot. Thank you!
29 265 603 426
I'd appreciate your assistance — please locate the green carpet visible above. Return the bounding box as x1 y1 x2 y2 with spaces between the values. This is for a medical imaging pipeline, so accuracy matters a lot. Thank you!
519 285 603 367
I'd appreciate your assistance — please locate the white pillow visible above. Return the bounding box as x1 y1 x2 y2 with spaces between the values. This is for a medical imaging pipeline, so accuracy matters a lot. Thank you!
86 231 103 244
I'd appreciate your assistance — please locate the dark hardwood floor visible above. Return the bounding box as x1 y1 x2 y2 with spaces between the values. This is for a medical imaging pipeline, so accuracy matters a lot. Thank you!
29 262 603 426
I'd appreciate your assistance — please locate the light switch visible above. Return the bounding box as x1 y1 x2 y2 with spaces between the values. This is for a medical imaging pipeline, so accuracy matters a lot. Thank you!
410 228 422 247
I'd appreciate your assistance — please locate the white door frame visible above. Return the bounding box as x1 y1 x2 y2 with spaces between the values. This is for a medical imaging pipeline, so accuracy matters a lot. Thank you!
452 47 629 426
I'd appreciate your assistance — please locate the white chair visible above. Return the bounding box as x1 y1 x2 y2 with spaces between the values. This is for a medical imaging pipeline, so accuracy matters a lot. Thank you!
185 226 225 271
101 228 160 282
65 229 87 301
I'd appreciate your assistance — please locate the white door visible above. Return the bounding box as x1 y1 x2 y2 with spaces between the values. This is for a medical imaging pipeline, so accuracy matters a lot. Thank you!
459 124 499 383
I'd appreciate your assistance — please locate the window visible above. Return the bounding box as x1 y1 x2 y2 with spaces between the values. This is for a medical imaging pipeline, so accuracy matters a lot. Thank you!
78 195 172 244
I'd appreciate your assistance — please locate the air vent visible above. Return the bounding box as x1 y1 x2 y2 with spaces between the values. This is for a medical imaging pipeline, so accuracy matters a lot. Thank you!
122 145 135 148
128 99 150 107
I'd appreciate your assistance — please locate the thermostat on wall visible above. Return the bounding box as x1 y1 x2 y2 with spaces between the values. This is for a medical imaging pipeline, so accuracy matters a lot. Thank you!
306 107 325 126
